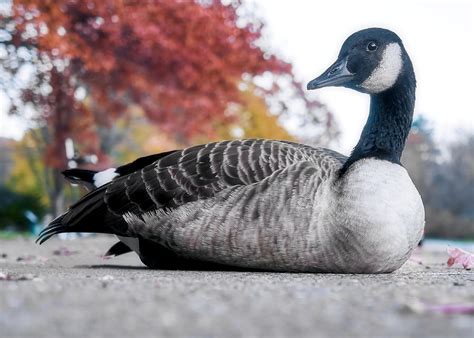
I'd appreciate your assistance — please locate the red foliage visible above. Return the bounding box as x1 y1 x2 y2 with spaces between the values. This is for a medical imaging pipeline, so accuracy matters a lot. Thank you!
8 0 291 168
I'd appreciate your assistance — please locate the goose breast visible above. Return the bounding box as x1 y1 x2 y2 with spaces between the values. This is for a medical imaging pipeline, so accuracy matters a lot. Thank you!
330 158 425 273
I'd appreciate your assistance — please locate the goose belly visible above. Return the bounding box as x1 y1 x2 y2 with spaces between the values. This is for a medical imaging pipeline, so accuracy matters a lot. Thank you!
330 158 425 272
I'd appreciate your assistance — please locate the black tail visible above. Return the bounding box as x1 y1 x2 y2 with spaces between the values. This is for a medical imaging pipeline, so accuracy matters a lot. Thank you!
62 168 97 191
37 152 181 245
36 214 69 244
36 186 128 245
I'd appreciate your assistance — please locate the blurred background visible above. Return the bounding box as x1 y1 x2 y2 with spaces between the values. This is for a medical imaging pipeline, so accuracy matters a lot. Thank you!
0 0 472 240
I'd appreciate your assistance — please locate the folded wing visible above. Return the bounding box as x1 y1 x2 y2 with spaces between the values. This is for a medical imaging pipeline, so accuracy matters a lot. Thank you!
37 139 346 243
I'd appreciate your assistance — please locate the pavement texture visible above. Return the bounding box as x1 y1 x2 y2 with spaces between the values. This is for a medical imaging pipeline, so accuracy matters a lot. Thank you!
0 236 473 338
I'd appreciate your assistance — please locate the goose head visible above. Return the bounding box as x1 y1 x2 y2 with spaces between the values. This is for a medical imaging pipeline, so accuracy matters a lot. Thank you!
307 28 413 94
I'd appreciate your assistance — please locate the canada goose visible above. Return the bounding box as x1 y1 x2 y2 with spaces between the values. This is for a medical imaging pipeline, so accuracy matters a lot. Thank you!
38 28 424 273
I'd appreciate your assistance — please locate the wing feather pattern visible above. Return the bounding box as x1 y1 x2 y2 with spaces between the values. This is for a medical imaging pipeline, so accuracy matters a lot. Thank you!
37 139 346 243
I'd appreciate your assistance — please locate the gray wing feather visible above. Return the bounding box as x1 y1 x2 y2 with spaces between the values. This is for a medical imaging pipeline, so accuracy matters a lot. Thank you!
105 139 346 230
124 160 335 271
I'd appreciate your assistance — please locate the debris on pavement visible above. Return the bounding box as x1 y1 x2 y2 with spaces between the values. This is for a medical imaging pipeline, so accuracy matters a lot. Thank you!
0 271 41 281
425 303 474 315
447 248 473 270
53 246 79 256
16 255 48 263
98 275 115 288
400 301 474 315
98 275 114 281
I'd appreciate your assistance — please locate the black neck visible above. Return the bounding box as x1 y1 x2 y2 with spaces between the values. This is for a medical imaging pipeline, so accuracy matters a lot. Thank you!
340 67 416 175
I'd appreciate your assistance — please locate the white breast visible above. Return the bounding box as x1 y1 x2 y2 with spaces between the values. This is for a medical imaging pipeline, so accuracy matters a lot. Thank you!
332 158 425 272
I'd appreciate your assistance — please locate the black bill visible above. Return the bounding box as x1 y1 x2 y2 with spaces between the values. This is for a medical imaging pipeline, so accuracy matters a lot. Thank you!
307 57 354 90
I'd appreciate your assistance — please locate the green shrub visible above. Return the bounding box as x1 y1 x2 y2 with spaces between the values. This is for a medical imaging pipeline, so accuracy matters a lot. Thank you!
0 185 46 231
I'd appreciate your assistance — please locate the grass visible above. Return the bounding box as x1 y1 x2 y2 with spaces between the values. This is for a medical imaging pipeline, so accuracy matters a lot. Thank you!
0 230 33 240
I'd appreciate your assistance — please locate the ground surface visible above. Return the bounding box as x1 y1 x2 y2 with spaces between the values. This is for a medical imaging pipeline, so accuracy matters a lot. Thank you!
0 236 473 338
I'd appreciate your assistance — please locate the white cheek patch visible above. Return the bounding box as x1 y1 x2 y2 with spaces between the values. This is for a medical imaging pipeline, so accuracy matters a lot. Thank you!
93 168 118 187
361 43 403 93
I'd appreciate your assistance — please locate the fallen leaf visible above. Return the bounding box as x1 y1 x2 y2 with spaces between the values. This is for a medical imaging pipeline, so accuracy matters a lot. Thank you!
425 304 474 315
400 301 474 315
447 248 474 269
15 255 49 263
52 247 78 256
16 255 36 262
0 271 39 281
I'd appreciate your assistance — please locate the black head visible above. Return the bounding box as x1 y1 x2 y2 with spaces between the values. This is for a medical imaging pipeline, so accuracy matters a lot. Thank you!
307 28 413 94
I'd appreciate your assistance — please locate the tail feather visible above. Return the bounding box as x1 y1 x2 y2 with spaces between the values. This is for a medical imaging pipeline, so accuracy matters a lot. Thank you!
38 152 175 245
37 186 129 245
36 214 68 244
62 186 107 226
62 169 97 191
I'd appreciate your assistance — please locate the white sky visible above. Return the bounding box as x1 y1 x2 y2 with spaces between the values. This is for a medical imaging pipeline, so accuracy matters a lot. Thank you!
256 0 474 153
1 0 473 154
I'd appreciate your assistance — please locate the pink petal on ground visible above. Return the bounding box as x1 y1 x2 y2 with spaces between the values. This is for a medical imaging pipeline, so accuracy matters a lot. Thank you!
52 247 78 256
447 248 474 269
0 271 11 280
425 304 474 315
447 257 456 267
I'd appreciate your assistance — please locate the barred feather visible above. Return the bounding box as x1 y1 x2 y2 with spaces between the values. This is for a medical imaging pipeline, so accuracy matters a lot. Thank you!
37 139 348 270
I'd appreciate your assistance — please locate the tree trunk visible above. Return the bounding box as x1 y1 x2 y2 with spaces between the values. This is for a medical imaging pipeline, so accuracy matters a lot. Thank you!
49 168 65 218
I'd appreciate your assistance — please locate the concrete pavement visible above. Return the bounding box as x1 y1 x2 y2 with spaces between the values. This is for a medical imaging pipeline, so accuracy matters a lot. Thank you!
1 236 473 337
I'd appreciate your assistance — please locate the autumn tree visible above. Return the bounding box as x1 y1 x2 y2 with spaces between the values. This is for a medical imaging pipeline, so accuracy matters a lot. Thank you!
1 0 336 217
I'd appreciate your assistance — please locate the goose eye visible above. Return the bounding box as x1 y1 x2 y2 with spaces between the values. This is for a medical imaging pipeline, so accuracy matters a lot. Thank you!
367 42 378 52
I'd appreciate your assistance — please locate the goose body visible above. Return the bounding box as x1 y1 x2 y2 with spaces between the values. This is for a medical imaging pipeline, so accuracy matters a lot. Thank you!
38 28 425 273
123 155 422 273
